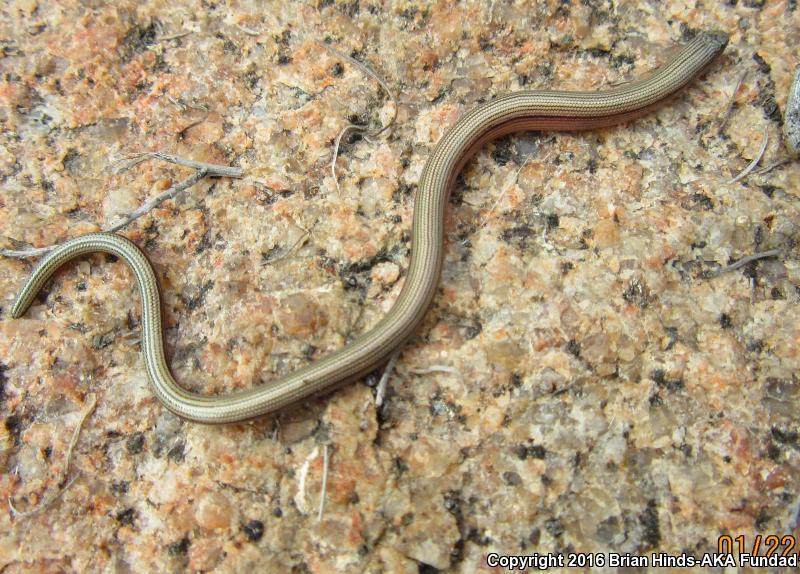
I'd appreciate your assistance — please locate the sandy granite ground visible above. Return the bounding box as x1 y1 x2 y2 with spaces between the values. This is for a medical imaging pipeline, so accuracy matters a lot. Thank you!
0 1 799 572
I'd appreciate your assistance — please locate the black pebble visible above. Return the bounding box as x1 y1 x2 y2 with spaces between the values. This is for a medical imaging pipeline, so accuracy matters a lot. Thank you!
126 432 145 454
243 520 265 541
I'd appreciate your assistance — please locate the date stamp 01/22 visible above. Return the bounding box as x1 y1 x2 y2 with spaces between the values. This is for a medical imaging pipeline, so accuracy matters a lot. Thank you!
486 535 798 570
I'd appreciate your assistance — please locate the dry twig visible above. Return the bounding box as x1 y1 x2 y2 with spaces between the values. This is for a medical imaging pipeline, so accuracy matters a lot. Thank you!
375 348 401 407
319 43 398 137
317 444 330 523
262 223 312 265
409 365 462 376
112 152 243 178
727 125 769 184
9 394 97 518
706 249 781 277
156 30 193 42
754 158 791 176
719 71 747 131
1 153 242 258
107 169 208 233
319 42 398 194
330 124 363 195
235 24 261 36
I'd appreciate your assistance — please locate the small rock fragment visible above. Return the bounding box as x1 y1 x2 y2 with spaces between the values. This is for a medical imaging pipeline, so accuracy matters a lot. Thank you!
195 492 233 530
594 219 620 248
